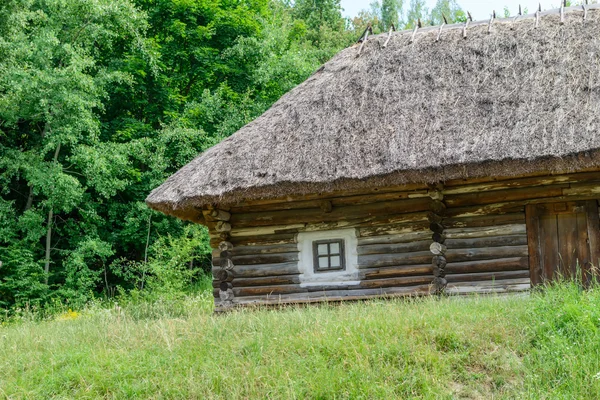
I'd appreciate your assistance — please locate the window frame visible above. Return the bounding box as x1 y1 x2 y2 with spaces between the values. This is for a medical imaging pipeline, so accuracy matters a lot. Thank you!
312 239 346 273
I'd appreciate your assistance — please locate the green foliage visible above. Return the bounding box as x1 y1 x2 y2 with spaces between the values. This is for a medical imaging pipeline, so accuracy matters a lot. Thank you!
0 0 352 309
1 283 600 398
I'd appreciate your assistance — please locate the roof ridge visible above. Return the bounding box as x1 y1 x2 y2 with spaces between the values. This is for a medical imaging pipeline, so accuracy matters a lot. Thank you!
363 3 600 44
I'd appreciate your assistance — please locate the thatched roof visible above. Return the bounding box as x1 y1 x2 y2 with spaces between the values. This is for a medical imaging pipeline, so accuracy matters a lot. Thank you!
148 5 600 219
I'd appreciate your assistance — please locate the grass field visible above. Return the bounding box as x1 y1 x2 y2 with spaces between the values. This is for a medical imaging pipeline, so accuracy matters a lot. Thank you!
1 282 600 399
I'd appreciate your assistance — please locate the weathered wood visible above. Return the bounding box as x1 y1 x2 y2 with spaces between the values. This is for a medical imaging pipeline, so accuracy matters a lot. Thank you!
361 264 432 279
231 262 300 278
358 251 433 268
432 265 444 277
215 221 232 233
233 274 301 287
445 185 567 207
215 269 234 282
445 257 529 274
429 200 446 214
429 242 447 255
220 282 233 291
428 190 444 201
585 200 600 275
230 198 430 228
210 209 231 221
432 256 447 268
429 222 444 233
357 240 431 255
445 270 530 283
230 224 306 237
445 245 529 263
219 250 230 259
219 258 234 270
445 235 527 249
358 221 429 237
445 224 526 239
227 243 298 256
444 278 531 294
359 275 435 289
357 230 431 246
443 213 525 229
432 232 446 243
214 252 299 266
229 233 296 247
320 200 333 213
443 171 600 194
427 212 444 223
562 182 600 197
224 285 432 307
234 284 307 297
218 241 233 251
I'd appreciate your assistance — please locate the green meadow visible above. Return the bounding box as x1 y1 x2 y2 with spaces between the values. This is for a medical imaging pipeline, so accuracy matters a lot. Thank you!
1 282 600 399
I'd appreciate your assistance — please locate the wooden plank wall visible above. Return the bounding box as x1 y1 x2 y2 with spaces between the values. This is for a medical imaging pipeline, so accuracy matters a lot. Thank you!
206 171 600 308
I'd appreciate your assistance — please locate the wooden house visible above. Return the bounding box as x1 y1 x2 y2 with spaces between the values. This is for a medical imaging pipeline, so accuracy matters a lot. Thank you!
147 6 600 310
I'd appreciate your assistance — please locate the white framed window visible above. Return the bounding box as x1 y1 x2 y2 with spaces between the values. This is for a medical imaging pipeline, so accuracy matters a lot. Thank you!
297 229 359 287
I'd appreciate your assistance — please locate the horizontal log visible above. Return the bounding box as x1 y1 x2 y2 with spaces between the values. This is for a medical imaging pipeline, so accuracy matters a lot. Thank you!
231 183 430 209
358 251 433 268
231 262 299 278
445 224 526 239
357 240 431 255
227 285 433 306
443 171 600 194
229 234 296 247
212 243 298 258
358 221 429 237
229 224 306 237
445 245 529 263
445 202 524 219
562 182 600 196
213 252 299 266
234 284 307 297
361 264 432 280
445 257 529 274
443 213 525 229
445 235 528 249
444 278 531 294
445 185 567 207
233 274 301 287
357 230 431 246
230 198 430 228
445 270 530 283
359 275 434 289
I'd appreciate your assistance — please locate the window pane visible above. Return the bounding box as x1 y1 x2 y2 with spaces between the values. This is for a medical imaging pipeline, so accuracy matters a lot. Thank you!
317 244 329 255
330 256 341 268
318 257 329 269
329 242 340 254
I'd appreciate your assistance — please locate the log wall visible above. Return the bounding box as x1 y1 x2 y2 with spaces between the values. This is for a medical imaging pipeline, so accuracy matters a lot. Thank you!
205 171 600 309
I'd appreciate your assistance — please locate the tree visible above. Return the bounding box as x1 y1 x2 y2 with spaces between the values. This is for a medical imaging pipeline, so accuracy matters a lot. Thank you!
430 0 466 25
380 0 402 30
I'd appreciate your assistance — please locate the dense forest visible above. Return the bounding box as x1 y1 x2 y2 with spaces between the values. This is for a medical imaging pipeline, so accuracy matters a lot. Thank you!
0 0 467 309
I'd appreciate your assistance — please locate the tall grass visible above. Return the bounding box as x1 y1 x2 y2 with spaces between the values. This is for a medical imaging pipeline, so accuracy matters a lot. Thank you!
0 282 599 399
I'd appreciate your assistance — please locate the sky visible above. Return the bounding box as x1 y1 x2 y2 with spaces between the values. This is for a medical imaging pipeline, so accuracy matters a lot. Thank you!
340 0 564 21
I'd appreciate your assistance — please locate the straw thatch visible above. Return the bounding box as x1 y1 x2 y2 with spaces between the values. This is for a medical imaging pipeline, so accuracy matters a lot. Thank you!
148 6 600 219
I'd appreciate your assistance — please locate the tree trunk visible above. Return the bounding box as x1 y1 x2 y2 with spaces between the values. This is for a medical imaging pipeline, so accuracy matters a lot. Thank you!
44 143 61 285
